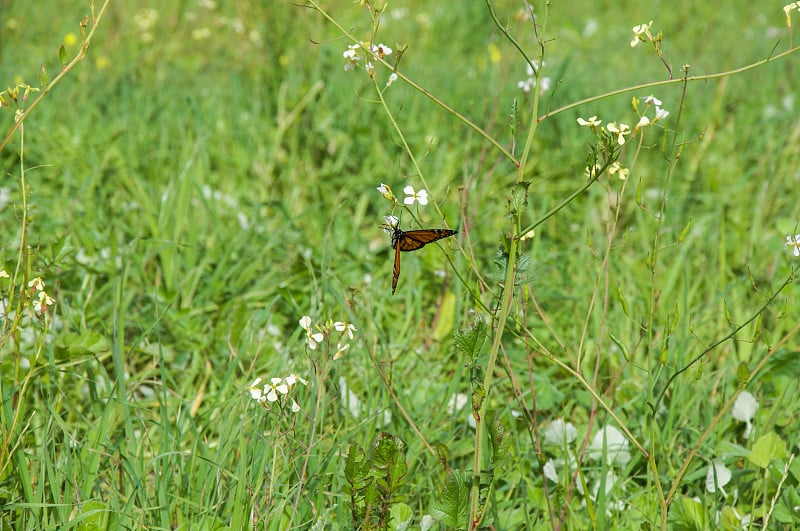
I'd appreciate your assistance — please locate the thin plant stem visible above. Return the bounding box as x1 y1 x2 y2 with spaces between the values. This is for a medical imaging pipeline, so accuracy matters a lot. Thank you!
0 1 112 153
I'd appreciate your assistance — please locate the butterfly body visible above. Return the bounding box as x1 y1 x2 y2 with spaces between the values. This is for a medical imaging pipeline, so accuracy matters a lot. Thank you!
387 226 457 294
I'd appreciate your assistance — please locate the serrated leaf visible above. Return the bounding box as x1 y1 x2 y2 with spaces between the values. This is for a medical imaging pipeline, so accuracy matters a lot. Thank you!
344 444 369 486
736 363 750 385
454 319 488 361
432 471 471 529
488 411 516 467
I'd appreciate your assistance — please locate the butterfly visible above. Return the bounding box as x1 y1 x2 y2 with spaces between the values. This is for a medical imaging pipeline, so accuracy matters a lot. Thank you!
385 224 457 294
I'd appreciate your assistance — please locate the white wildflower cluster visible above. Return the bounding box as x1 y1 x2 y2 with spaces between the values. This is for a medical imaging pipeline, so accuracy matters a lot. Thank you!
541 420 630 514
299 315 356 360
342 42 398 86
630 21 655 48
26 276 56 316
577 95 670 180
516 60 551 95
247 374 308 413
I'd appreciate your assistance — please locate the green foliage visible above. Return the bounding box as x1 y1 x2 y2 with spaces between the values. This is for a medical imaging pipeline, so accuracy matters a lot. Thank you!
344 432 409 531
1 0 799 529
432 471 471 529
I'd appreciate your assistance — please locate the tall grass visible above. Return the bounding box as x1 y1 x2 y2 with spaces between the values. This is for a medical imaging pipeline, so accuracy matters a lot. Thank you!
1 1 799 529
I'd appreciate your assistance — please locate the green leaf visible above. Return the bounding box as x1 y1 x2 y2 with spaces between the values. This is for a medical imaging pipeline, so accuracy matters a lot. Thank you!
56 331 110 360
344 444 370 489
39 63 49 86
735 363 750 385
488 411 516 467
389 502 413 531
432 471 471 529
668 495 706 530
748 432 788 468
433 291 456 341
608 331 629 361
73 501 116 531
616 284 630 317
454 319 488 362
59 44 68 67
678 218 692 243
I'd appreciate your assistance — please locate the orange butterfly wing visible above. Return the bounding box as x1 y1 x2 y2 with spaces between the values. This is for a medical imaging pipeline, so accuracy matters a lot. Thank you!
390 227 457 294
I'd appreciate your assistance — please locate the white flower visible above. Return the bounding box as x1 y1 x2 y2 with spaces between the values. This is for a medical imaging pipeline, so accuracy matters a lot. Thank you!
543 459 559 482
606 122 631 145
644 95 662 106
608 161 630 180
386 72 398 87
517 77 536 93
248 377 264 400
371 43 392 59
577 115 602 127
543 418 578 446
33 291 55 314
705 461 732 494
785 2 800 27
654 107 669 120
382 215 399 237
285 373 308 387
587 425 630 465
732 390 758 438
343 43 361 71
299 315 324 349
403 185 429 205
28 277 45 292
785 234 800 257
332 342 350 360
376 182 396 202
447 393 469 414
630 21 653 47
334 321 357 339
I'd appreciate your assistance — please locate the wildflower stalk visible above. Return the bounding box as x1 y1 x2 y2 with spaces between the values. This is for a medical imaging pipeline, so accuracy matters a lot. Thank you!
305 0 518 166
469 234 519 529
0 0 112 153
469 3 550 527
666 316 800 507
537 43 800 123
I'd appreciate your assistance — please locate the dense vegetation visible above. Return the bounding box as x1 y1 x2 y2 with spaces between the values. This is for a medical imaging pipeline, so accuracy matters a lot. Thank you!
1 1 799 529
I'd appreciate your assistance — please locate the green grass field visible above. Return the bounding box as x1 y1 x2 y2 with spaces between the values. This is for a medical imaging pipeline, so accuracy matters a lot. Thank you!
2 1 800 529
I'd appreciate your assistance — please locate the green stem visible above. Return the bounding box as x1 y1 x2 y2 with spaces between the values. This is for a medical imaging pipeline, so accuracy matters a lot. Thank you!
306 0 518 166
469 235 518 529
0 1 111 153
